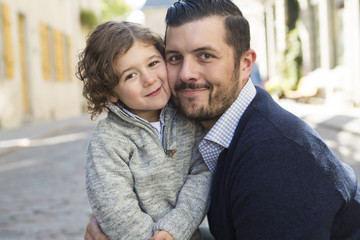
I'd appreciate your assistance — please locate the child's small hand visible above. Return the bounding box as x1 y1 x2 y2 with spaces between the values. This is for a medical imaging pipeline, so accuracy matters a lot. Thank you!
149 230 174 240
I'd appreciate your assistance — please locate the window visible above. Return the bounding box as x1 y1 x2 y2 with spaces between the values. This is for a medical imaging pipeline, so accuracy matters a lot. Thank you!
54 29 65 81
0 4 4 78
18 13 30 112
40 22 56 81
40 22 72 82
64 35 73 81
1 2 14 78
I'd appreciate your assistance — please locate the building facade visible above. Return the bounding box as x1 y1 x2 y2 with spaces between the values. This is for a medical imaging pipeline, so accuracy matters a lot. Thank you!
141 0 174 37
0 0 100 129
2 0 358 129
261 0 360 106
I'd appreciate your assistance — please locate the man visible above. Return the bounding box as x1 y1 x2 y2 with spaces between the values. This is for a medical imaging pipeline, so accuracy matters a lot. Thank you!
85 0 360 239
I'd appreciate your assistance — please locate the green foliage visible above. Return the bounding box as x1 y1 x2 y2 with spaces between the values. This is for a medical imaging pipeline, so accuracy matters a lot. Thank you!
267 0 303 96
100 0 132 22
282 20 303 91
282 0 303 92
80 9 98 29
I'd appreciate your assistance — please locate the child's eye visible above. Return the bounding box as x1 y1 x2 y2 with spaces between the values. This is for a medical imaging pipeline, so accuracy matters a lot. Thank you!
148 61 159 67
125 73 136 80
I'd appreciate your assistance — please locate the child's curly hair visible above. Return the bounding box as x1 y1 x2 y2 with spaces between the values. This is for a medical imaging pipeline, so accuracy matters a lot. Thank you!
76 21 165 120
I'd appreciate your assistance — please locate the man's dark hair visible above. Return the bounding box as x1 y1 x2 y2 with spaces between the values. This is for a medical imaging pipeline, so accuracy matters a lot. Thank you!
165 0 251 66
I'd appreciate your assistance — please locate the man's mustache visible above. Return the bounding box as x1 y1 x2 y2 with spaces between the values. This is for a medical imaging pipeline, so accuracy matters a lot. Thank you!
175 82 211 91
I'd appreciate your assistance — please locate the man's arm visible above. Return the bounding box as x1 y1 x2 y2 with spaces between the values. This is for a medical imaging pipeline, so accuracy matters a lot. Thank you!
84 215 174 240
84 214 109 240
149 230 175 240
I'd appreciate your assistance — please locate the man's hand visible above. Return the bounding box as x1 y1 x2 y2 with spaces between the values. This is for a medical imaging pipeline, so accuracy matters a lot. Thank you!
149 230 174 240
84 214 109 240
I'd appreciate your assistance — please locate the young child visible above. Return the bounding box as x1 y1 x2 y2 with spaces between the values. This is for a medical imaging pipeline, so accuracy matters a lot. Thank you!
76 20 212 240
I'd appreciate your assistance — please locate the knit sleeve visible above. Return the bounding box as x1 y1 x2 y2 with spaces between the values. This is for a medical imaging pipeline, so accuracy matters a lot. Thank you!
86 126 154 240
154 124 212 240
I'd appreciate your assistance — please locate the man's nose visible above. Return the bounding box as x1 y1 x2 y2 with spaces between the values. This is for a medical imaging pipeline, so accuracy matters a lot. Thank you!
178 58 198 82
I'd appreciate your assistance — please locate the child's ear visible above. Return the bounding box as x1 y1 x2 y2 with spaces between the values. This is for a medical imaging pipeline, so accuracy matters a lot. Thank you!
108 95 118 103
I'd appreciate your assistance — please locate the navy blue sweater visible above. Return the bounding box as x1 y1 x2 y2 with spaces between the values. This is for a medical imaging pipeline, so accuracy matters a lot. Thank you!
208 87 360 239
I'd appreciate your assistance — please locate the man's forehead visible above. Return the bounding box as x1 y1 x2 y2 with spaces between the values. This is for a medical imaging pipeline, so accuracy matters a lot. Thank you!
165 16 226 50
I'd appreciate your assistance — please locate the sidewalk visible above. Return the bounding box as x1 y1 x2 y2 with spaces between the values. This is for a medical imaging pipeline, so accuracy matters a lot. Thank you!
1 100 360 157
0 114 97 157
278 99 360 136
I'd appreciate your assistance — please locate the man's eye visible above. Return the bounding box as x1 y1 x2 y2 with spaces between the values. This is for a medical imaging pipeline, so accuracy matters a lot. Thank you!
168 55 182 62
125 73 136 80
201 53 212 59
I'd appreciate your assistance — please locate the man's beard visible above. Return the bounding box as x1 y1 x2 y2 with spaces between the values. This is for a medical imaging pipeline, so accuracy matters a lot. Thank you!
172 68 241 122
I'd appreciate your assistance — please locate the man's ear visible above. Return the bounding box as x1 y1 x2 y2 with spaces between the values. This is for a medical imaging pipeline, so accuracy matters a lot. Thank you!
241 49 257 78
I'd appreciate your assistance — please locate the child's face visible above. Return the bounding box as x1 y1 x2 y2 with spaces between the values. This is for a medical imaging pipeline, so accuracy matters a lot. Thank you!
109 41 170 121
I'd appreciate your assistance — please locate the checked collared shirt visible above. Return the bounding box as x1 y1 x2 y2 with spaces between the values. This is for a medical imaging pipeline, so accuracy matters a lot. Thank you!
198 80 256 174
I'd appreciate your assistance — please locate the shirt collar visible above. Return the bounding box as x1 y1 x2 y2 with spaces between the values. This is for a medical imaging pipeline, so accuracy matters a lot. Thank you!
116 103 166 140
203 80 256 149
117 103 166 124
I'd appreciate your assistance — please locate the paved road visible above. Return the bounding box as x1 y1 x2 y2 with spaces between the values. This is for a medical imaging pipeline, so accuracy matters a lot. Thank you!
0 119 97 240
0 101 360 239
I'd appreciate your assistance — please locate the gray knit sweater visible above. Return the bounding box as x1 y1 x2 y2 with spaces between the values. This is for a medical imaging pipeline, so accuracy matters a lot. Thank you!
86 102 212 240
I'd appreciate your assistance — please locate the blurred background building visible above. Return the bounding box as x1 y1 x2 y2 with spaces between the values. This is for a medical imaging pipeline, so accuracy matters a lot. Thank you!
0 0 102 129
259 0 360 109
0 0 359 129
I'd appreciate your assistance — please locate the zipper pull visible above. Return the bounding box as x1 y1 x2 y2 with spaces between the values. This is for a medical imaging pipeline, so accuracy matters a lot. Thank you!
164 149 177 157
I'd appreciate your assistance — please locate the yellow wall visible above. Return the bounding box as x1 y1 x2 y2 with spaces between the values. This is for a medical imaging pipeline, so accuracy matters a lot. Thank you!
1 2 14 78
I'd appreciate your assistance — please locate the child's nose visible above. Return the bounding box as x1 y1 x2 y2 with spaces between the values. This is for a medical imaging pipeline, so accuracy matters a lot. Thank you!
142 71 156 86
